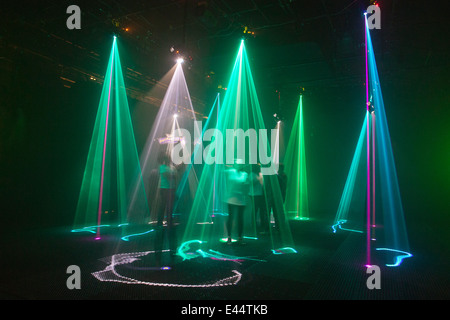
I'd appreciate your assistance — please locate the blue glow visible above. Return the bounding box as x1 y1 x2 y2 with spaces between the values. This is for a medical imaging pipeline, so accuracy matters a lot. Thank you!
199 249 265 262
331 220 363 234
339 222 363 234
121 229 155 241
333 116 367 228
176 240 205 261
271 247 297 255
376 248 413 267
71 225 111 234
331 221 341 233
118 223 129 227
365 17 410 254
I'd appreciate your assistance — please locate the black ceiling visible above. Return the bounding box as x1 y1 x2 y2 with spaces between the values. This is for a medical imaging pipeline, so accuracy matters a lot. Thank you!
1 0 448 114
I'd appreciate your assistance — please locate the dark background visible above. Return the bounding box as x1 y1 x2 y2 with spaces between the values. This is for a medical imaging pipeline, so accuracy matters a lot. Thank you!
0 0 449 296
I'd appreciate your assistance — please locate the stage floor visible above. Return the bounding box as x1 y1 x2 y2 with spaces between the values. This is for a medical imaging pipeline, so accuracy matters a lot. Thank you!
1 218 448 300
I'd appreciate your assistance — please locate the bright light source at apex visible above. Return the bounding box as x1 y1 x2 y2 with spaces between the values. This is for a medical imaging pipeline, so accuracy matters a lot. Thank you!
173 113 178 118
177 58 184 64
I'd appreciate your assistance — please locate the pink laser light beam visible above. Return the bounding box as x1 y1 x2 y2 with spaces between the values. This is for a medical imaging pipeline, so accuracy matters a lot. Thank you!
365 17 371 266
97 40 115 239
372 112 376 241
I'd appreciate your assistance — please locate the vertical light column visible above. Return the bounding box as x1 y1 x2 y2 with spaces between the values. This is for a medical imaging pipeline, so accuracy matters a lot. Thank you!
284 95 309 220
74 36 150 239
365 15 371 266
372 111 376 241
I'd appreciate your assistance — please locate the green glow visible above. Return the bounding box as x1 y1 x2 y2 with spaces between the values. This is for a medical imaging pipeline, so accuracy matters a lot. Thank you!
74 38 149 235
284 95 309 220
179 40 294 252
73 42 114 230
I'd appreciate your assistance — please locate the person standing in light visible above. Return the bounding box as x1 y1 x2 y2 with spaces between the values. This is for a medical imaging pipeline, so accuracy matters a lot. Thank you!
224 159 249 244
249 164 268 234
155 152 177 255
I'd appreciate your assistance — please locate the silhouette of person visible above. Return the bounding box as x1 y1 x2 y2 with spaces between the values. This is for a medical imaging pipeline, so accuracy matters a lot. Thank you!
277 163 287 202
273 163 287 232
155 151 177 259
156 152 176 227
224 159 249 244
249 164 269 234
265 163 287 233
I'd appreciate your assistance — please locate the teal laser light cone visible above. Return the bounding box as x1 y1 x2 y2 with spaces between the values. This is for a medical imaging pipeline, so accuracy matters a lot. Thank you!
73 37 149 239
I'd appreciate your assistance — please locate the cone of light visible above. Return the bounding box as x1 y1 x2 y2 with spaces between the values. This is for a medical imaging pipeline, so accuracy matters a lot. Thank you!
284 95 309 220
132 61 201 225
331 17 411 267
179 40 294 253
332 114 368 232
73 37 149 238
365 15 411 259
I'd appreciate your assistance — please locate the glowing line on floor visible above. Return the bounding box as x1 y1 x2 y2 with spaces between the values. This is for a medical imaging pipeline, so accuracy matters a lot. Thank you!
71 223 130 234
375 248 413 267
271 247 297 255
92 250 242 288
331 220 363 234
121 229 155 241
71 225 112 234
177 239 265 263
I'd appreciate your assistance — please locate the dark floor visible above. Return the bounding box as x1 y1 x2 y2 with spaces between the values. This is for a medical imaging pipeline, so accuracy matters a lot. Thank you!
0 217 448 301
